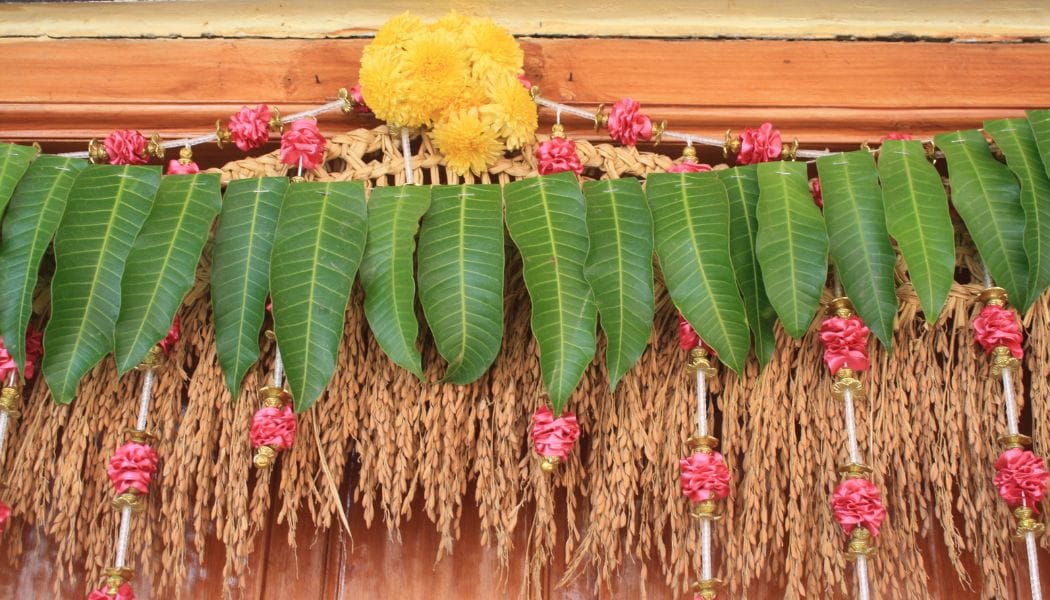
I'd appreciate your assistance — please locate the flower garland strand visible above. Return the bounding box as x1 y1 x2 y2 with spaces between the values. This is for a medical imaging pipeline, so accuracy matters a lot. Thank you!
0 327 43 535
91 318 179 599
974 285 1047 600
819 298 886 600
252 303 297 469
677 315 730 600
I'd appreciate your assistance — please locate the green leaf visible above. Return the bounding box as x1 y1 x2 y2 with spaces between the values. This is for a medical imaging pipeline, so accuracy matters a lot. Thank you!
755 161 829 338
43 165 161 404
984 118 1050 306
0 156 86 374
582 178 654 390
717 165 777 366
212 177 288 400
0 143 36 218
936 130 1028 309
417 184 504 384
114 173 222 373
270 181 367 412
816 151 898 348
878 140 955 323
504 172 597 413
1026 109 1050 180
647 171 750 373
360 185 431 379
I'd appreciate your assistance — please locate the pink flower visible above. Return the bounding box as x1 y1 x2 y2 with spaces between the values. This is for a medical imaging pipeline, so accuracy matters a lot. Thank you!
831 478 887 537
677 314 715 355
667 162 712 174
158 314 181 355
23 325 42 380
103 130 148 165
0 338 15 383
228 104 272 152
880 132 913 142
536 137 583 176
819 315 870 374
88 583 136 600
517 74 533 90
737 123 782 165
250 405 297 450
679 451 731 503
348 83 370 114
530 406 580 460
809 177 823 209
0 500 10 535
607 98 653 146
279 119 326 170
166 159 199 175
973 304 1024 359
107 442 159 496
994 448 1049 509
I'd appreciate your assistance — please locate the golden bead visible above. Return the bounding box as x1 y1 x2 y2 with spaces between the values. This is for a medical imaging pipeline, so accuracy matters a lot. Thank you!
838 462 873 479
268 106 284 134
550 123 566 139
337 87 354 114
690 499 722 521
990 345 1020 377
178 145 193 165
124 427 156 445
845 527 876 560
529 85 541 100
692 578 721 600
723 129 740 159
540 456 559 473
104 567 134 595
687 435 719 454
998 433 1032 450
827 296 855 318
681 145 698 162
259 386 292 408
215 119 232 149
145 133 165 160
136 345 164 370
593 104 608 131
781 137 800 161
831 370 864 400
88 139 109 164
290 175 306 184
687 347 717 376
978 286 1008 307
1013 506 1045 540
651 120 668 146
112 489 143 512
254 445 277 468
0 386 21 416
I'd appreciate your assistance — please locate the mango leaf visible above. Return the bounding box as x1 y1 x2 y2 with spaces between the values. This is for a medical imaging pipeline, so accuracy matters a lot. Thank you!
717 165 777 366
212 177 288 400
504 172 597 413
816 151 898 348
985 118 1050 306
115 173 222 373
0 156 86 374
360 185 431 379
647 171 750 373
1026 109 1050 180
878 140 955 323
270 181 366 412
417 184 504 384
936 130 1028 309
0 143 36 217
43 165 161 404
755 161 829 338
582 178 654 390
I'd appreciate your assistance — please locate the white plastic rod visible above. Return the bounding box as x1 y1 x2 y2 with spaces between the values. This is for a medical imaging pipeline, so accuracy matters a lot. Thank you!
1001 368 1020 436
273 345 285 388
1026 531 1044 600
135 368 154 432
113 505 133 568
701 519 713 580
843 387 861 465
401 128 414 185
856 554 871 600
696 368 708 437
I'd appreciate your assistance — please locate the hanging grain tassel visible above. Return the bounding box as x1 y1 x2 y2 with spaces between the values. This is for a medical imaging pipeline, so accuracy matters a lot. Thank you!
91 317 178 599
974 285 1048 600
820 298 887 600
677 315 730 600
0 326 43 538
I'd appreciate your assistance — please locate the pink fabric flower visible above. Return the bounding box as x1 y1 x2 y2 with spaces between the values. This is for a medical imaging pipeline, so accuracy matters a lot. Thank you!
679 451 731 503
279 119 326 170
536 137 583 176
348 83 370 114
677 314 716 355
973 304 1024 359
819 315 870 374
103 130 148 165
530 406 580 460
23 325 42 380
737 123 782 165
994 448 1049 509
88 583 135 600
250 405 297 450
809 177 823 209
667 161 712 174
831 478 887 537
0 500 10 535
158 314 181 355
228 104 272 152
607 98 653 146
0 338 15 383
517 74 533 90
165 159 200 175
880 132 913 142
107 442 159 496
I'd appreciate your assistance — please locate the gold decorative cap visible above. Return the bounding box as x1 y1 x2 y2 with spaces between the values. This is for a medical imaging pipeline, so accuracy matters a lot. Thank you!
88 139 108 164
978 286 1008 307
651 119 668 145
268 106 284 134
259 386 292 408
687 435 719 453
253 445 277 469
136 345 164 371
550 122 566 139
215 119 232 149
692 578 722 600
838 462 873 479
0 386 21 416
593 103 608 131
781 138 800 161
998 433 1032 450
826 297 855 318
845 527 876 560
723 129 740 159
104 567 134 595
540 455 560 473
1013 506 1045 539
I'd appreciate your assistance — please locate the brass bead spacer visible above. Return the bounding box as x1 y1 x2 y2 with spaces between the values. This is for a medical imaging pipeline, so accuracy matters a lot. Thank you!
178 145 193 165
124 427 157 445
136 345 164 371
259 386 292 408
145 133 164 160
681 145 698 162
290 175 306 184
990 345 1021 377
337 87 354 114
838 462 873 479
690 499 723 521
88 139 109 164
593 104 608 131
268 106 284 134
781 138 800 161
998 433 1032 450
112 489 144 512
540 455 560 473
550 122 566 139
1012 506 1045 540
0 386 21 417
687 347 717 376
651 119 668 146
253 445 278 469
529 85 541 99
831 370 865 400
692 578 722 600
845 527 876 560
215 120 232 149
978 286 1008 307
104 567 134 595
723 129 741 159
827 296 855 318
687 435 719 454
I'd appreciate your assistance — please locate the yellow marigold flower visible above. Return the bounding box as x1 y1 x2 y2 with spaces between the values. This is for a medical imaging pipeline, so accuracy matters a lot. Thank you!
465 18 524 80
359 45 410 126
372 12 425 48
432 108 505 176
430 10 472 41
401 30 472 126
480 74 537 150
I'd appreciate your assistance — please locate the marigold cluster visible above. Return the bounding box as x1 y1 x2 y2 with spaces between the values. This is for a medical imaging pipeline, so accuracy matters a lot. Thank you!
360 12 537 175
